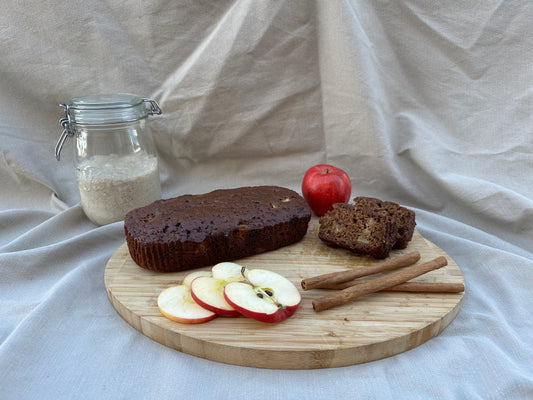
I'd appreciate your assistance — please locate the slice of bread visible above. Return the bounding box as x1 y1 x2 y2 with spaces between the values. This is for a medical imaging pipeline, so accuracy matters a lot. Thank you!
353 197 416 249
318 203 398 259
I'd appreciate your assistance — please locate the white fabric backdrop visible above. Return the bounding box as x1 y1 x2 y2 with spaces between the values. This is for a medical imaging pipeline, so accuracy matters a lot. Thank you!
1 1 532 399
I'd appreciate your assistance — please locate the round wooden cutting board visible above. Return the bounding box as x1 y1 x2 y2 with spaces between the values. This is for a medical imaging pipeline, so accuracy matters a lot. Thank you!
105 217 465 369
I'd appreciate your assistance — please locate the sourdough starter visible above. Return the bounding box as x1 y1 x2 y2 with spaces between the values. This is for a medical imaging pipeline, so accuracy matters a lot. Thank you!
76 151 161 225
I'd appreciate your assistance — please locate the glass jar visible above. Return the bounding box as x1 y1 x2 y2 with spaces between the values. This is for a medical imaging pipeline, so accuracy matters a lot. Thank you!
56 93 162 226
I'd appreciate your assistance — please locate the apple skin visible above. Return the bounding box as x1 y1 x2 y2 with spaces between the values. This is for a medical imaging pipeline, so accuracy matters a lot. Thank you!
301 164 351 216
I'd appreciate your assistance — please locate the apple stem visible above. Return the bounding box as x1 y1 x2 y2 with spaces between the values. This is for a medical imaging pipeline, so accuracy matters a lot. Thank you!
321 168 329 175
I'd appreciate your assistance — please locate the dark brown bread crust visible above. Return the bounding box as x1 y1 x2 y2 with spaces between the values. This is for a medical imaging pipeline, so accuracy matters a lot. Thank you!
124 186 311 272
318 203 398 259
352 197 416 249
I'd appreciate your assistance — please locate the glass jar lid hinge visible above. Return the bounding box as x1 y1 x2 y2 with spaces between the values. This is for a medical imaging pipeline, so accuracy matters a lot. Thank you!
55 104 73 161
143 98 162 116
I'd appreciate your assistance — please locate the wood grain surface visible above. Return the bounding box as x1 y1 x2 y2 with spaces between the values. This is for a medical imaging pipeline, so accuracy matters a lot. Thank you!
104 217 465 369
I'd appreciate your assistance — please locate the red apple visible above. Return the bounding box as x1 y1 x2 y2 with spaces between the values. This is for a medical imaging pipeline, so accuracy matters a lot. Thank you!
301 164 351 216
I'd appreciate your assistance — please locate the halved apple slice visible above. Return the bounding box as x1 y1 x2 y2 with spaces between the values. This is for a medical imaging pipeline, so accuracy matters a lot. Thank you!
211 262 245 281
224 269 301 323
190 262 244 317
157 285 217 324
182 270 211 286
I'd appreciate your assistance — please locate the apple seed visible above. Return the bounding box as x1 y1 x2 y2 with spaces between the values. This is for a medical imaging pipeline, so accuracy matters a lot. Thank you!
255 287 285 310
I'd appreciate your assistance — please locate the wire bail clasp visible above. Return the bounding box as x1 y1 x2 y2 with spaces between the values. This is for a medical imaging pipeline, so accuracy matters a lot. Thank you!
55 103 73 161
143 98 162 116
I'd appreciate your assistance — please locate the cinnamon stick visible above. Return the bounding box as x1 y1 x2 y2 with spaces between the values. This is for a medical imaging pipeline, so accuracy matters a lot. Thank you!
323 280 464 293
312 256 448 312
388 282 464 293
301 251 420 291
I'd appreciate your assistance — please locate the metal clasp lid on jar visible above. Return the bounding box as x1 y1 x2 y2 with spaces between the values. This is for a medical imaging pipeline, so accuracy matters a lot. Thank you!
55 93 162 161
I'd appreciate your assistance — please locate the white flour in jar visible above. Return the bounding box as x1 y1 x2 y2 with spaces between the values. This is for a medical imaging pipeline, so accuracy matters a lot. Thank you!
76 151 161 225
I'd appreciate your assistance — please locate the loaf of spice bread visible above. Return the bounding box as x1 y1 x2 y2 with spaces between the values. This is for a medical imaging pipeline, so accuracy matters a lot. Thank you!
318 203 399 259
318 197 416 259
124 186 312 272
352 196 416 249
